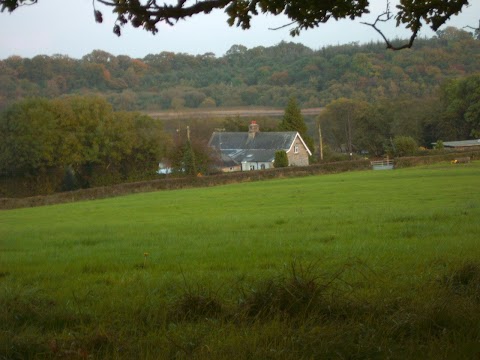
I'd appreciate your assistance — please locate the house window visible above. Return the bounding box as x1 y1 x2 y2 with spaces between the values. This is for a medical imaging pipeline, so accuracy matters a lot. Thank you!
294 145 299 154
260 164 265 170
250 165 255 170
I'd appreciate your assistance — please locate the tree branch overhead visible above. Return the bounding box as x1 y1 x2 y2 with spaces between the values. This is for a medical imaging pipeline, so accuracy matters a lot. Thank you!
0 0 476 48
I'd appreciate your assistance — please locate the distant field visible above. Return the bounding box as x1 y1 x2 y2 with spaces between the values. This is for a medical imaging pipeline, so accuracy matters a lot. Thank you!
1 162 480 359
145 106 324 119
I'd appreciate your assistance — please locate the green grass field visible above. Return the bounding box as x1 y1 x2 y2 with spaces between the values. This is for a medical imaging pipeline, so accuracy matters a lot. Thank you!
1 162 480 359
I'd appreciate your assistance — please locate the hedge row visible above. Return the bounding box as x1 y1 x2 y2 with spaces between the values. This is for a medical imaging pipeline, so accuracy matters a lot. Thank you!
2 151 479 210
394 151 480 168
0 165 159 198
0 160 370 210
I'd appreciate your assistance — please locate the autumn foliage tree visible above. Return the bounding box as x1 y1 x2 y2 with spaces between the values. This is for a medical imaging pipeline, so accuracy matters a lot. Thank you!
168 135 218 176
1 29 479 113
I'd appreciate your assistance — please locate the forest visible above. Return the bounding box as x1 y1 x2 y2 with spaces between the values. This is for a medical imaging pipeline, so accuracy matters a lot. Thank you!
1 26 480 196
1 26 479 112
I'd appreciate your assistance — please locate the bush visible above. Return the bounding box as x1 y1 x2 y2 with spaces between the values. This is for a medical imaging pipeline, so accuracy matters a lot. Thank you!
391 136 418 157
319 145 355 162
274 150 289 168
434 140 445 150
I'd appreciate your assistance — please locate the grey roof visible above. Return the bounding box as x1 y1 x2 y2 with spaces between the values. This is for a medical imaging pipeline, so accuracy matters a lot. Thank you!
442 139 480 147
219 153 240 167
209 132 298 151
230 149 277 163
209 131 312 165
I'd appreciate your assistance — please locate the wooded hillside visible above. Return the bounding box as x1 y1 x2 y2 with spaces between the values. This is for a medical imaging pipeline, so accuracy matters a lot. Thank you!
1 27 479 112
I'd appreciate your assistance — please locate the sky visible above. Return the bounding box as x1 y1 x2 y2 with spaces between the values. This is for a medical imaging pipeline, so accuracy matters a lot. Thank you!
0 0 479 59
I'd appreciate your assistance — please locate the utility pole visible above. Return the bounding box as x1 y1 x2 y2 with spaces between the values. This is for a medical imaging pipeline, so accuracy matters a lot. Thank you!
214 128 225 150
346 114 352 155
318 120 324 161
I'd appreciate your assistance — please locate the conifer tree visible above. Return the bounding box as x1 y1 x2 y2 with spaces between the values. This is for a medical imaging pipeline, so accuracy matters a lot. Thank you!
280 97 307 135
182 140 197 176
279 97 314 153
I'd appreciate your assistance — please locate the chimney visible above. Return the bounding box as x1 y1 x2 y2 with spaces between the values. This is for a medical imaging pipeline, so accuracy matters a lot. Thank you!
248 120 259 139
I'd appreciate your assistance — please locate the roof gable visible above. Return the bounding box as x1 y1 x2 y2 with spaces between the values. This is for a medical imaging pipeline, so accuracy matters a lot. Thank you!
286 133 313 156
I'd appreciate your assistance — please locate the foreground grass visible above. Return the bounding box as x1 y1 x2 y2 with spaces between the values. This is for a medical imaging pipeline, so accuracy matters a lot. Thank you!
1 162 480 359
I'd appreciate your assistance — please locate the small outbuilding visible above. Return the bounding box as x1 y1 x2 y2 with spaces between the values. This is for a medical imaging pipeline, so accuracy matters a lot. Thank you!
436 139 480 150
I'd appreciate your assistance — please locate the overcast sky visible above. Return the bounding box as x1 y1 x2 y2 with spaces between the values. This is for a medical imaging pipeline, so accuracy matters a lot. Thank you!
1 0 479 59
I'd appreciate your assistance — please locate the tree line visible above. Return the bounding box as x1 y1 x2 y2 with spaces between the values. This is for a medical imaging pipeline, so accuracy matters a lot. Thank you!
1 79 478 197
318 73 480 156
0 96 171 195
0 95 315 196
1 27 479 112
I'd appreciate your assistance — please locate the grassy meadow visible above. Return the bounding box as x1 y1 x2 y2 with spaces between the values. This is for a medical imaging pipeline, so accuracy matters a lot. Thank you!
1 161 480 359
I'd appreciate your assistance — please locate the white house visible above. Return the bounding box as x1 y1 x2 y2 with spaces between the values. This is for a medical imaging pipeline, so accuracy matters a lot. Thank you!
208 121 312 172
